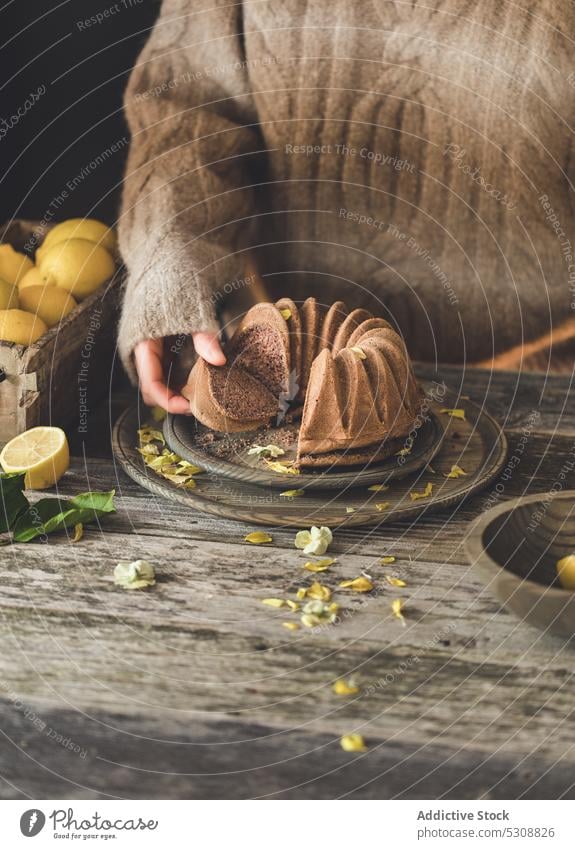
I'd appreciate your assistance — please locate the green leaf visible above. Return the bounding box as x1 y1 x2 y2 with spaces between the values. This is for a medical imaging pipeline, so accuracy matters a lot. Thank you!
12 489 116 543
0 472 29 534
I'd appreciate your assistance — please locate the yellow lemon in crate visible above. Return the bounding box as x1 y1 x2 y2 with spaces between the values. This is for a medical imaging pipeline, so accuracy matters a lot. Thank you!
37 218 116 262
19 266 52 290
37 238 115 300
19 285 77 328
0 309 48 345
0 243 34 285
0 278 19 310
0 426 70 489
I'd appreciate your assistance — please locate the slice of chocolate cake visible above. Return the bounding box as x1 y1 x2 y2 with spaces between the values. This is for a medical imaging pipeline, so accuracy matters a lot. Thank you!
183 358 279 432
232 302 291 397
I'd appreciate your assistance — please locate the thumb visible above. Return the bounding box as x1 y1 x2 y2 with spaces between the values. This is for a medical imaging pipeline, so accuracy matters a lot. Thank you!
192 331 227 366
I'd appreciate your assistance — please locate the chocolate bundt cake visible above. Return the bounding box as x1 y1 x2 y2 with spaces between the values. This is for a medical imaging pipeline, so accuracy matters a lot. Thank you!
182 298 424 467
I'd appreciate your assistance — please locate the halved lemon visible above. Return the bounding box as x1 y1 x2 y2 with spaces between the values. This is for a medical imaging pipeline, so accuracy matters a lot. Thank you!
0 426 70 489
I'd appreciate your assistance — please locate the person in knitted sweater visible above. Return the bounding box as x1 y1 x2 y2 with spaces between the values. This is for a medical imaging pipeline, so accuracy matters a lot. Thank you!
118 0 574 410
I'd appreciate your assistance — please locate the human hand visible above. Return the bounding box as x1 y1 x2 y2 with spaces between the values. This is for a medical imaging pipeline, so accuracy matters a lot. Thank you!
134 332 226 413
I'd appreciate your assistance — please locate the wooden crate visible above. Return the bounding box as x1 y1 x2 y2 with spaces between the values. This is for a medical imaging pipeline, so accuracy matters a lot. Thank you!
0 219 122 444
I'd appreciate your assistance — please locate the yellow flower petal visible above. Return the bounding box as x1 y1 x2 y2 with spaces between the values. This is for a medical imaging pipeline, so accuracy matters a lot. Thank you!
380 555 396 564
385 575 407 587
137 427 164 445
248 444 285 458
345 507 356 514
261 598 285 608
244 531 273 544
176 461 203 475
279 307 292 320
265 459 300 475
162 473 196 487
396 437 414 457
180 478 198 490
145 450 180 471
375 501 391 512
368 483 389 492
71 523 83 543
306 581 332 602
440 408 466 420
285 599 300 612
333 679 359 696
445 464 467 479
151 406 167 422
340 734 368 752
138 443 160 457
114 559 156 590
303 557 336 572
392 597 406 625
279 489 305 497
296 587 307 600
282 621 300 631
349 346 366 360
339 576 374 593
301 600 339 627
409 482 433 501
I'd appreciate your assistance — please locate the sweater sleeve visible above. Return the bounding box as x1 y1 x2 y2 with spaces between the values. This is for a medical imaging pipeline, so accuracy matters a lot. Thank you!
117 0 261 380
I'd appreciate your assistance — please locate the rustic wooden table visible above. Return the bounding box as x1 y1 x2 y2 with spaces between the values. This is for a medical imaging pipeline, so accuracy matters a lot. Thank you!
1 364 574 800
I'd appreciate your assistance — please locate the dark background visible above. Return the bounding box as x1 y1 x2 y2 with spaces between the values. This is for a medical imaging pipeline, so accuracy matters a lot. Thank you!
0 0 162 228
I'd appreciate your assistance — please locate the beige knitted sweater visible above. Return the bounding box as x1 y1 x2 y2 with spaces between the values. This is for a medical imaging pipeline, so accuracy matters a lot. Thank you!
118 0 574 376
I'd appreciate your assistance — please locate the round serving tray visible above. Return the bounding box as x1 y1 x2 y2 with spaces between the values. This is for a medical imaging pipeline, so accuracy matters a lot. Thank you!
163 398 445 491
112 386 508 528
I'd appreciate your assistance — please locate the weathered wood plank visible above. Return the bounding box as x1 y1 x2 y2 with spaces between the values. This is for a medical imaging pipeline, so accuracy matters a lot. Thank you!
0 534 571 666
2 605 574 757
416 364 575 435
2 704 572 799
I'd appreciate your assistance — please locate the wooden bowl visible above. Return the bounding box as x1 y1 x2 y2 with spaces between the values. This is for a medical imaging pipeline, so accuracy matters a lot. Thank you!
465 492 575 638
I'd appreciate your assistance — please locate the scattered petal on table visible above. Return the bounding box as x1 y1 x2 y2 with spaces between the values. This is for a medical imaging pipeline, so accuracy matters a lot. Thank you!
340 734 368 752
392 597 407 625
339 576 374 593
114 559 156 590
333 679 360 696
303 558 336 572
385 575 407 587
244 531 273 544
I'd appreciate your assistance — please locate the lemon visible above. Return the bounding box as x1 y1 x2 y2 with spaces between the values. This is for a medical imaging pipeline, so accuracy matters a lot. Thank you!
0 309 48 345
0 277 19 310
19 266 53 290
0 426 69 489
556 555 575 590
37 218 116 262
0 244 34 285
19 285 77 328
37 238 115 300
